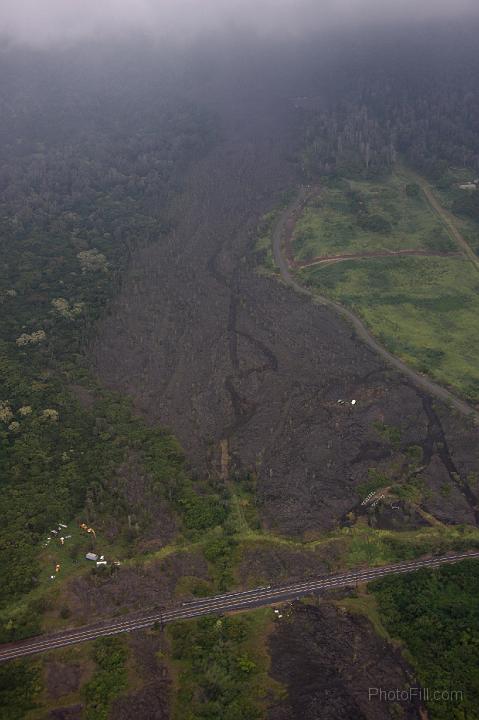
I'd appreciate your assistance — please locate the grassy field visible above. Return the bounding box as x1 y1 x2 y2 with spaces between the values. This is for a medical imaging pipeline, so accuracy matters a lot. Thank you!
301 255 479 401
293 166 479 403
434 167 479 256
293 170 455 262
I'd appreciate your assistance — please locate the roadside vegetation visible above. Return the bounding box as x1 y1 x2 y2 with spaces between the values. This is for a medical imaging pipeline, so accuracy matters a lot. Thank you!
82 638 129 720
168 610 282 720
254 210 280 273
254 189 296 273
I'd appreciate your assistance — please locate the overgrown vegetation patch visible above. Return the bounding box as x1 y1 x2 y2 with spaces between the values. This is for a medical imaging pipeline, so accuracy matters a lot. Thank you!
168 610 280 720
371 559 479 719
82 638 129 720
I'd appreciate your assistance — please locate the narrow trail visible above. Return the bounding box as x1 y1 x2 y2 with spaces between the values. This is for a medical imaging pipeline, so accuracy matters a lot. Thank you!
296 248 461 270
413 173 479 274
272 188 479 425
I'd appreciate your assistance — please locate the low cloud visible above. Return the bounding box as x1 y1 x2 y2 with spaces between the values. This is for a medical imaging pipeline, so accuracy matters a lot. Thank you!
1 0 479 47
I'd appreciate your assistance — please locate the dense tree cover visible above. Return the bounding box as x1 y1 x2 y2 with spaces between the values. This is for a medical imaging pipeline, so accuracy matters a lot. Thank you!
301 33 479 181
0 355 111 609
0 660 41 720
78 394 228 545
372 560 479 719
203 535 238 591
0 51 215 359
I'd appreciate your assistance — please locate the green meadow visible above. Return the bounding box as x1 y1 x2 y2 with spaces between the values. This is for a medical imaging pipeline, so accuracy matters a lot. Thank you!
293 171 455 262
301 255 479 401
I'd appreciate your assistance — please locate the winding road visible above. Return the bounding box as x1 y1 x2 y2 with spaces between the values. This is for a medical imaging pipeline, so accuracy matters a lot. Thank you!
272 188 479 424
1 551 478 663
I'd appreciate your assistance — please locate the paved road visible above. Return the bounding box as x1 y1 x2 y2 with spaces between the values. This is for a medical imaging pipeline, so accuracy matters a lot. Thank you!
1 551 478 663
272 189 479 424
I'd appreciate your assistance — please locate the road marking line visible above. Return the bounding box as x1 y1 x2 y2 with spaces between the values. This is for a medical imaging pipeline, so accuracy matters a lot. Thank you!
1 552 478 661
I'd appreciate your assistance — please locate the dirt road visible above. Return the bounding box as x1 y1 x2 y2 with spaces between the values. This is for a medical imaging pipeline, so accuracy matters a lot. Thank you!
296 248 461 269
413 173 479 273
91 79 479 536
272 188 479 424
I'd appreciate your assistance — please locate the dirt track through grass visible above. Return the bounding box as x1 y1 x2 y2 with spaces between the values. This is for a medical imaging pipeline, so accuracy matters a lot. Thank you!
273 187 479 424
297 248 461 269
413 172 479 273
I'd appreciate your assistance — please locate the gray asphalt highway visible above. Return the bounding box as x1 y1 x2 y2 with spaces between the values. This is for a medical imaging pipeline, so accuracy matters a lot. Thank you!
1 550 478 663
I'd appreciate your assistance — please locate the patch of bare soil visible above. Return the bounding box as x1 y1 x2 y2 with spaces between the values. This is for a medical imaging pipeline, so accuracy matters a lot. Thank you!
68 384 96 410
267 602 423 720
48 705 83 720
45 662 83 699
421 455 475 524
111 685 170 720
110 632 171 720
238 543 340 587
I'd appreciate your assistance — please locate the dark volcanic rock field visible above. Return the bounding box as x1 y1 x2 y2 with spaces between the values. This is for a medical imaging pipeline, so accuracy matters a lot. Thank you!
268 602 422 720
91 79 479 537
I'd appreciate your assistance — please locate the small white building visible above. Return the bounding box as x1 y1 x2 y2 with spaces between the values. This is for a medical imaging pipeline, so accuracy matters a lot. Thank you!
85 552 98 562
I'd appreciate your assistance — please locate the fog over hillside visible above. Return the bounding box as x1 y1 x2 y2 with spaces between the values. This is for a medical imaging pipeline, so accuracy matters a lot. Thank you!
1 1 479 718
2 0 479 47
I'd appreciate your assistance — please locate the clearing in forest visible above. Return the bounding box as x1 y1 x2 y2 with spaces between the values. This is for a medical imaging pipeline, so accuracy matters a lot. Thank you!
292 170 479 402
292 169 456 263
